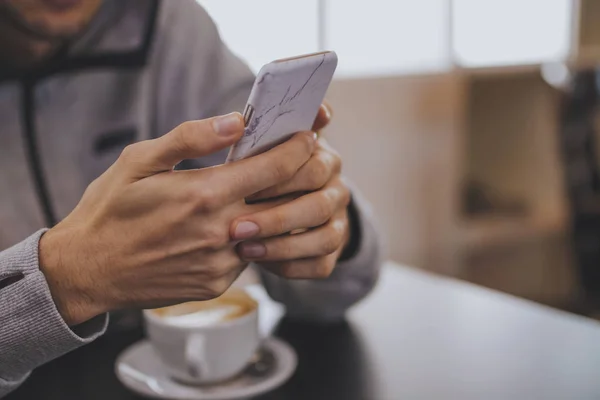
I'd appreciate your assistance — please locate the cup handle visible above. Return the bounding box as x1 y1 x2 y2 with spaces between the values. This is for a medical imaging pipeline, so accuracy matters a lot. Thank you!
185 334 208 379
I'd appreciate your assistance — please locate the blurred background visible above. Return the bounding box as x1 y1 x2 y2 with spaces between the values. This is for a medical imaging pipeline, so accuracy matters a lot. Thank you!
200 0 600 315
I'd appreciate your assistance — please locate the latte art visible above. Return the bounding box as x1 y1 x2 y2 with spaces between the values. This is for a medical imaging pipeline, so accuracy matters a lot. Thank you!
151 290 257 328
160 304 245 327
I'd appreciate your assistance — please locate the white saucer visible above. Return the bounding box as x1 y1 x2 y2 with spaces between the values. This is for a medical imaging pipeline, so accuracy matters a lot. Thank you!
115 338 296 400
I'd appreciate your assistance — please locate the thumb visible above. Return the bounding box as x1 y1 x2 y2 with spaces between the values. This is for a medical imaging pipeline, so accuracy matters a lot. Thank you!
122 112 244 178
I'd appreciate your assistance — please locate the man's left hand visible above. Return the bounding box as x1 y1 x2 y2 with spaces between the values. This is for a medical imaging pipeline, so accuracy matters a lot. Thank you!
230 104 352 279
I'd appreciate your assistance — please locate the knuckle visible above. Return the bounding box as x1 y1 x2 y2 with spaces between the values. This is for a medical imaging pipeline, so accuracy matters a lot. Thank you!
203 292 220 301
272 159 296 182
176 120 194 134
330 150 342 174
275 239 294 259
272 210 289 234
308 158 330 189
119 143 141 163
205 263 223 279
85 177 102 194
326 182 350 210
173 121 197 151
314 193 334 223
314 257 335 279
198 284 220 301
205 258 230 278
194 187 221 212
297 131 316 156
340 184 351 207
322 227 343 255
281 133 313 171
180 185 201 207
209 233 230 251
202 228 230 250
207 279 229 299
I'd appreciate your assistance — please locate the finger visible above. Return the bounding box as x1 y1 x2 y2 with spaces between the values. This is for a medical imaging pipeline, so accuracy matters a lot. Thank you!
248 140 341 201
205 131 316 205
312 103 332 132
182 250 248 298
120 113 244 179
231 177 350 240
209 264 249 298
237 210 348 261
262 252 339 280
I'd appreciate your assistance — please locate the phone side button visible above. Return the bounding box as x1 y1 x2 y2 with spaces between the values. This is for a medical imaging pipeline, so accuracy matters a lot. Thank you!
243 104 255 127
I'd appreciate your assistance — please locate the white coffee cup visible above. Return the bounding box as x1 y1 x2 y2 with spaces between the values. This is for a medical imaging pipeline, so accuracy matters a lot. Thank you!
143 288 260 385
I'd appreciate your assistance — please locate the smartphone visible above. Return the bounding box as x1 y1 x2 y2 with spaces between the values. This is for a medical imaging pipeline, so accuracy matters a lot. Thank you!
226 51 338 163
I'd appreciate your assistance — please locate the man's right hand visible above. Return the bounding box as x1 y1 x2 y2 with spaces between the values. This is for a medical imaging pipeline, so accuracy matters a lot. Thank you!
38 113 316 326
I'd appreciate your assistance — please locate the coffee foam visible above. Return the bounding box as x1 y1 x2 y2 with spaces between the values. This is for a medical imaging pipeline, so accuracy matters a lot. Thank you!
151 290 257 328
160 304 244 327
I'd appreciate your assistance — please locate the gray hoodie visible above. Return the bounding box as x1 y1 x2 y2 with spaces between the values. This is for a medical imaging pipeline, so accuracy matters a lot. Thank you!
0 0 382 396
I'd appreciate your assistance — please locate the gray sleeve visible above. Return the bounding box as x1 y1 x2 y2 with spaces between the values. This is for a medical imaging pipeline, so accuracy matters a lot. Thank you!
0 230 108 398
153 1 384 321
258 184 384 322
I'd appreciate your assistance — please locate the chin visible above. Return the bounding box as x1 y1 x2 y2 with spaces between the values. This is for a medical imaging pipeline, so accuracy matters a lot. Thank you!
2 0 102 40
23 18 88 39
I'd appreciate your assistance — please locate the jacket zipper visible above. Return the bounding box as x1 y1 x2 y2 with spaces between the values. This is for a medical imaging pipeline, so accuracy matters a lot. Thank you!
21 81 56 227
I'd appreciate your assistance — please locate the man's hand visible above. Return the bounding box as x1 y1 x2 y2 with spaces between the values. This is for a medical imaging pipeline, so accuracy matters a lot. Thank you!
39 113 317 326
230 104 353 279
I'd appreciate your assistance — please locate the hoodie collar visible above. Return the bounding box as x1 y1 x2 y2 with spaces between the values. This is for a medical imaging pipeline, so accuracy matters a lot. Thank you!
0 0 159 83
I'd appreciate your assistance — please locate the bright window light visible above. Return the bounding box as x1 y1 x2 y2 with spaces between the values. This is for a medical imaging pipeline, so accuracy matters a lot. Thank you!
452 0 572 67
325 0 451 78
198 0 574 77
197 0 320 73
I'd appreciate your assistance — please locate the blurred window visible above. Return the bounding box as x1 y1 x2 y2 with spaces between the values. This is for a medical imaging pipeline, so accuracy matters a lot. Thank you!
325 0 451 78
198 0 320 73
198 0 573 77
452 0 572 67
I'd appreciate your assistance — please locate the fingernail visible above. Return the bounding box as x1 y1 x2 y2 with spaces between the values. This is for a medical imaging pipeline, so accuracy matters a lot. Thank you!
322 104 332 119
313 132 318 141
213 112 243 136
234 221 260 240
240 242 267 259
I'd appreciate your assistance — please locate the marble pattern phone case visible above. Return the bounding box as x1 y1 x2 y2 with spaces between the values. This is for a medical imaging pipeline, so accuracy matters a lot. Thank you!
227 51 338 162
